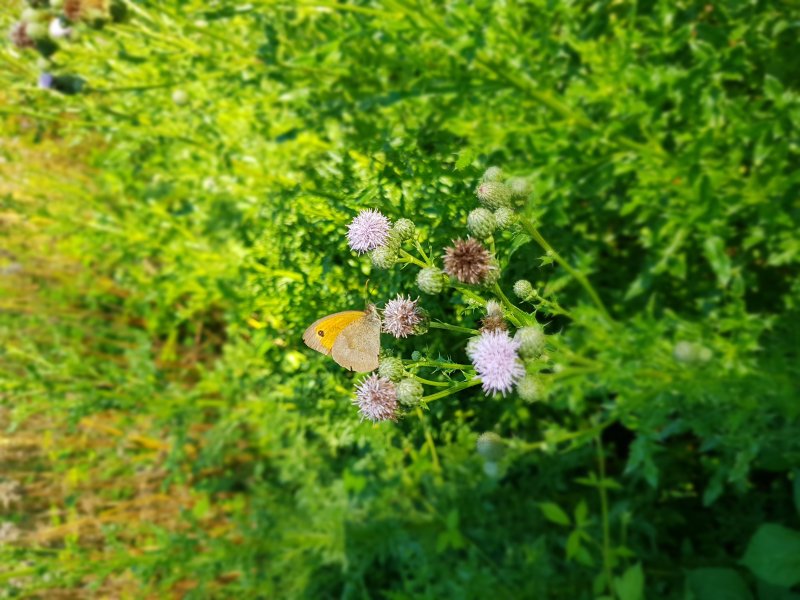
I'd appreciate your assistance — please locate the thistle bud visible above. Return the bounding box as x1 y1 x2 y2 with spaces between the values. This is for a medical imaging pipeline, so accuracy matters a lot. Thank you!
467 208 496 239
507 177 531 203
494 207 515 230
416 267 445 295
476 431 505 461
411 350 422 361
514 326 546 359
396 378 423 406
392 218 415 241
673 341 712 364
482 166 503 182
517 375 543 402
370 245 398 269
513 279 534 300
378 357 405 381
475 181 513 210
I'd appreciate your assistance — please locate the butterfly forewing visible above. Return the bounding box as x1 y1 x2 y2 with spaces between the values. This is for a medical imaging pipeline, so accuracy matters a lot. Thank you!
331 310 381 372
302 311 368 354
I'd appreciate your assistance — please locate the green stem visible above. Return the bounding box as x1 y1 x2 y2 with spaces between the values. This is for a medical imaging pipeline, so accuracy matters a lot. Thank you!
492 283 530 327
421 378 482 402
398 249 427 269
412 375 450 387
596 435 615 597
429 321 479 335
413 239 432 266
518 216 613 321
404 360 472 371
416 407 441 472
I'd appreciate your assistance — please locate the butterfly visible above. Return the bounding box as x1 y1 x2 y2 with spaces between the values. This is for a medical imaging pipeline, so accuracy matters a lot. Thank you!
302 305 381 372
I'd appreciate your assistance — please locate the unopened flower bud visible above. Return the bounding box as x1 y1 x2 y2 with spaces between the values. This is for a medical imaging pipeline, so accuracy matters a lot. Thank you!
482 166 503 182
370 245 398 269
475 181 513 210
477 431 505 461
417 267 445 294
396 378 423 406
392 218 415 241
494 207 515 229
378 357 405 381
517 375 543 402
467 208 496 239
513 279 534 300
411 350 422 361
515 326 546 359
507 177 531 204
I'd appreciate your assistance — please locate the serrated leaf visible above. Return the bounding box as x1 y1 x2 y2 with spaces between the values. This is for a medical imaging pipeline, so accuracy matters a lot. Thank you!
741 524 800 587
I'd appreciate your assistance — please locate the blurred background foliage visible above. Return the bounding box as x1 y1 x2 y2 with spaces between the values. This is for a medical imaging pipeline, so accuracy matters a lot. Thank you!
1 0 799 597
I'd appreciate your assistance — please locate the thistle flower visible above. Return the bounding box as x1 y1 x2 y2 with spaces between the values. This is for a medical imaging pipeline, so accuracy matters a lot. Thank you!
467 330 525 395
475 181 512 210
476 432 505 461
467 208 496 239
378 356 404 381
347 209 391 253
49 17 73 39
392 218 415 241
354 374 398 422
417 267 445 294
396 378 423 406
515 326 546 359
513 279 534 300
482 166 503 182
481 300 506 333
494 207 515 230
443 238 495 285
9 22 35 49
38 73 54 90
383 295 422 338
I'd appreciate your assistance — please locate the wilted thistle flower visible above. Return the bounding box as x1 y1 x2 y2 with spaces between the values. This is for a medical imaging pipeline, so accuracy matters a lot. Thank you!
396 378 423 406
378 356 404 381
417 267 445 294
392 218 415 241
481 300 506 333
515 326 546 359
482 166 503 182
9 22 35 49
475 181 513 210
517 375 543 402
494 207 515 230
443 238 495 285
467 208 496 239
513 279 534 300
476 432 506 461
383 295 422 338
467 330 525 395
347 209 391 253
354 374 398 422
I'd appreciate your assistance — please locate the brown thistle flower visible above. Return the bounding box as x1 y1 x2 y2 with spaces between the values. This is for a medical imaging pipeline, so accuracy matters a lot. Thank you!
443 238 494 285
64 0 109 22
9 22 35 49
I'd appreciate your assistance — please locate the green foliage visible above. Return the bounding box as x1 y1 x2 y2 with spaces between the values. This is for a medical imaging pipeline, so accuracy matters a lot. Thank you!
1 0 798 597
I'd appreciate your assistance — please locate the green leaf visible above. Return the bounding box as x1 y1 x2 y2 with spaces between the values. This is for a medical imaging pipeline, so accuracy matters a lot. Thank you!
793 471 800 517
454 148 476 170
614 562 644 600
741 524 800 587
538 502 571 526
703 236 732 287
685 568 754 600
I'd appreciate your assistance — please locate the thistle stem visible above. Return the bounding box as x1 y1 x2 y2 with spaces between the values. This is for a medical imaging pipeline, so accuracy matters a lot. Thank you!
404 360 472 371
429 321 479 335
517 216 612 321
398 249 427 269
421 377 482 402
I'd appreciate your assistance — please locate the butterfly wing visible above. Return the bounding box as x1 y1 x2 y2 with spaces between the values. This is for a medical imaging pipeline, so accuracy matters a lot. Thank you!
303 311 366 355
331 308 381 372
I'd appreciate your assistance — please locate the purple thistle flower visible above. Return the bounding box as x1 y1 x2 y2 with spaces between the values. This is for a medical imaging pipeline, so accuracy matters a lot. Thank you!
38 73 54 90
383 295 422 338
347 209 391 253
354 374 398 422
467 330 525 395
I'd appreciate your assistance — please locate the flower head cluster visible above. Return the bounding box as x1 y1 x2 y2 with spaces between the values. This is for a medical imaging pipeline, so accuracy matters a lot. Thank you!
347 209 391 253
383 295 423 338
354 374 398 422
467 330 525 395
443 238 495 285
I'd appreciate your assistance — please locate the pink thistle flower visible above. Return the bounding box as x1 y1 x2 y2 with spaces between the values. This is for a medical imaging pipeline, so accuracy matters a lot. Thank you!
383 295 422 338
354 374 398 422
347 209 391 253
467 330 525 395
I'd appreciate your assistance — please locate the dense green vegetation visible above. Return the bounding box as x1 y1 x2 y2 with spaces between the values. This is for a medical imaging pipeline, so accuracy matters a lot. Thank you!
1 0 799 597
